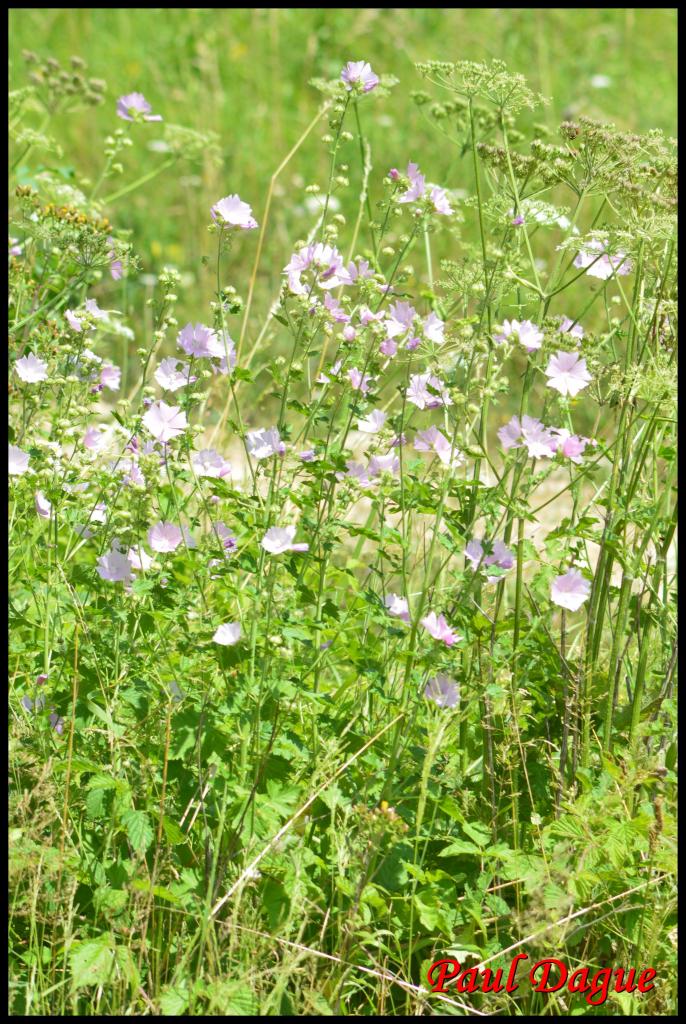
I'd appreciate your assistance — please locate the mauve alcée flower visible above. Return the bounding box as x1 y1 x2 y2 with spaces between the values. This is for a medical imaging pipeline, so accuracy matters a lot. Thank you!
494 318 543 352
551 569 591 611
155 357 196 392
544 351 592 397
357 409 386 434
414 426 463 468
35 491 52 519
406 372 452 410
246 427 285 460
15 353 48 383
497 415 558 459
261 526 309 554
142 401 188 443
116 92 162 122
100 363 121 391
420 611 461 647
9 444 30 476
148 521 184 553
559 316 584 342
96 547 133 583
385 593 410 623
177 322 222 359
340 60 379 93
192 448 231 478
425 673 460 708
212 622 242 646
574 240 632 280
211 193 258 229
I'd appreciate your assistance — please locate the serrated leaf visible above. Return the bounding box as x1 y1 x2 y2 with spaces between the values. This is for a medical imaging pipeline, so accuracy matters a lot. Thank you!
121 809 154 855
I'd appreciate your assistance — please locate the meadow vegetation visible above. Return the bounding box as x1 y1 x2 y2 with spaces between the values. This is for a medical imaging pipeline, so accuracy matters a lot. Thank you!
8 9 677 1016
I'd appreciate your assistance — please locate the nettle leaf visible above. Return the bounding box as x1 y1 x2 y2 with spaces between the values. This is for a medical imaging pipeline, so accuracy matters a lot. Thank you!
70 937 138 990
121 809 154 855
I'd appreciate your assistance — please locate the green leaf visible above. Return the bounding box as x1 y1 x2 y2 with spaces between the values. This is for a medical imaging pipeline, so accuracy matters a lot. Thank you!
121 809 154 855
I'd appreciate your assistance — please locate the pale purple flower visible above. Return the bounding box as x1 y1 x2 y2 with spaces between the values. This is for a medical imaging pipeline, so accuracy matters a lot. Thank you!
155 357 196 392
212 521 237 554
423 312 445 344
142 401 188 443
107 236 123 280
398 162 426 204
551 569 591 611
116 92 162 122
345 460 371 486
127 545 155 572
9 444 30 476
420 611 460 647
212 621 242 646
324 292 350 323
497 415 558 458
35 491 51 519
299 449 316 462
97 547 133 583
385 593 410 622
261 526 309 554
385 300 416 339
246 427 285 460
430 186 453 216
466 538 515 580
368 453 399 477
317 360 343 385
177 322 222 359
49 712 65 735
551 428 589 464
414 426 463 467
84 298 108 320
379 338 398 357
192 448 231 478
406 372 452 410
342 324 357 342
15 353 48 383
211 193 258 229
349 367 373 393
100 363 121 391
425 673 459 708
574 240 632 280
65 309 83 332
545 351 592 397
494 318 543 351
357 409 386 433
359 306 385 326
559 316 584 342
214 331 237 374
340 60 379 93
148 521 183 553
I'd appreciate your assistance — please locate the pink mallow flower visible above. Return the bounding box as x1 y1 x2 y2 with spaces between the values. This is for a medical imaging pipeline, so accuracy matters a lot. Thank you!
212 622 242 646
116 92 162 122
357 409 386 433
559 316 584 342
35 491 52 519
340 61 379 93
425 673 459 708
246 427 285 460
349 367 373 393
398 162 426 204
148 521 183 553
65 309 83 332
494 318 543 352
430 186 453 216
177 322 222 359
497 415 558 459
574 240 632 280
465 538 515 580
192 448 232 478
551 569 591 611
420 611 461 646
414 426 463 468
142 401 188 443
385 593 410 622
551 428 589 464
211 194 258 229
406 373 452 410
261 526 309 554
15 353 48 383
9 444 30 476
100 363 121 391
544 351 592 397
155 357 196 392
96 547 133 583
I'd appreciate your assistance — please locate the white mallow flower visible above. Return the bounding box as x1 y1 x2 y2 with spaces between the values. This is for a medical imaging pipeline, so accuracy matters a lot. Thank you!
261 526 309 555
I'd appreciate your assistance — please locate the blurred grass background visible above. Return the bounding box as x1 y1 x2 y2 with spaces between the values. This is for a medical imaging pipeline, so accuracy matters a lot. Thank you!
9 8 678 405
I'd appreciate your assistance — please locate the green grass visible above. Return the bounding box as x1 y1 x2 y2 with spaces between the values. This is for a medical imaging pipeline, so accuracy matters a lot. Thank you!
9 7 677 322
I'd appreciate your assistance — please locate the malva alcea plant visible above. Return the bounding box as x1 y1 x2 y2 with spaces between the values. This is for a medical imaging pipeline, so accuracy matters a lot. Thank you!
9 54 677 1016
